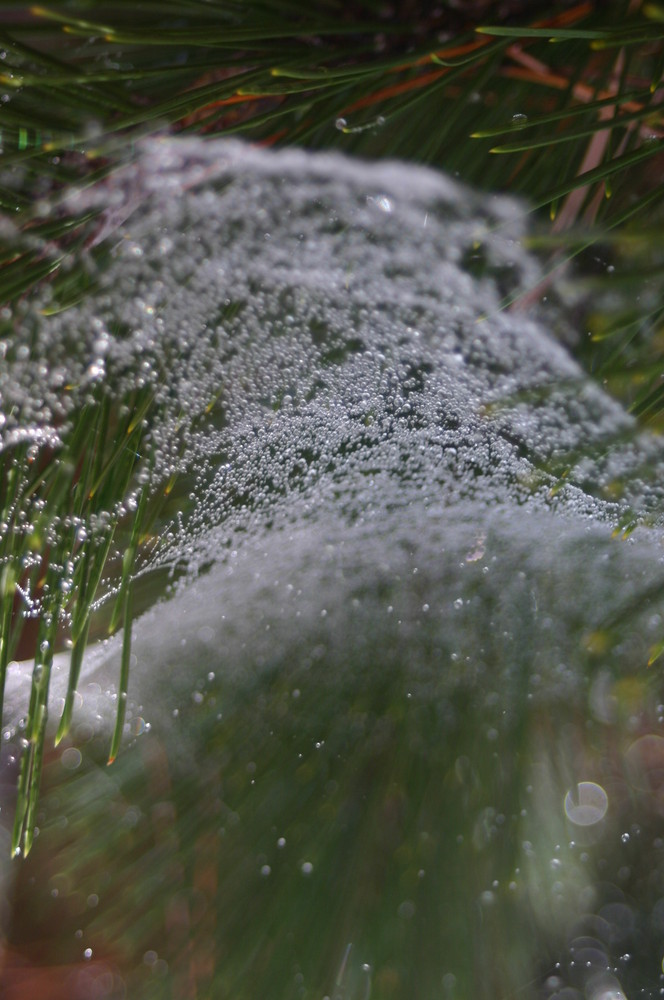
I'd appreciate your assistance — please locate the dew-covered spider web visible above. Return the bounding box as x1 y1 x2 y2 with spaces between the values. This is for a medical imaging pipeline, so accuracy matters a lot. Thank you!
2 139 664 999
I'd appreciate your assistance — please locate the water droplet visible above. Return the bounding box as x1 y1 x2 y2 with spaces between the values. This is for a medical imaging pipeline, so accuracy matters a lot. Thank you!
367 194 393 214
564 781 609 826
129 716 146 736
61 747 82 770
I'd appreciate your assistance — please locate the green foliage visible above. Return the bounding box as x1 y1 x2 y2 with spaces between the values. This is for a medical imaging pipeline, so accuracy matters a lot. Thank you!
0 0 663 854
